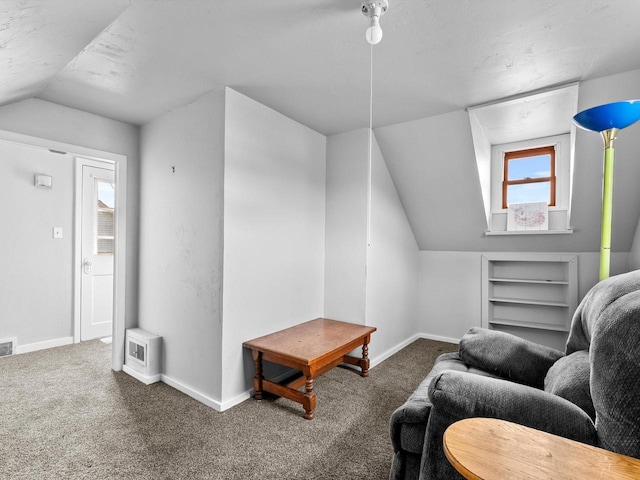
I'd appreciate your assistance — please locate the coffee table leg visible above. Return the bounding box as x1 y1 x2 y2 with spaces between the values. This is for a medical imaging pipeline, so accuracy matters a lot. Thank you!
252 350 264 400
361 340 371 377
303 377 316 420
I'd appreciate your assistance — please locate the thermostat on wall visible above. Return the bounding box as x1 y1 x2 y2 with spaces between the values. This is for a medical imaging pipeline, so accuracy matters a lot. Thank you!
34 174 52 188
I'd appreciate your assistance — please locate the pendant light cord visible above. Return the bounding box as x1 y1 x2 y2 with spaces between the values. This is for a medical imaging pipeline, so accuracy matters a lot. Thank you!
367 41 373 247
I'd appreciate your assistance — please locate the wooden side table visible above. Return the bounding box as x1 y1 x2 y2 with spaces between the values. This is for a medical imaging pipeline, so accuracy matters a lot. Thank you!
443 417 640 480
243 318 376 420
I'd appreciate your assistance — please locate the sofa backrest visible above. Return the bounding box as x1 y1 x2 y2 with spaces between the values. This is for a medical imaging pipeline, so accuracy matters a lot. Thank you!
565 270 640 354
590 288 640 457
565 270 640 457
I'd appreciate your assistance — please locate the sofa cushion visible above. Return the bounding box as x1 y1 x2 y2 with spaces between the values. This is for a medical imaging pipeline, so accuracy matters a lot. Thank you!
544 350 595 420
459 327 564 389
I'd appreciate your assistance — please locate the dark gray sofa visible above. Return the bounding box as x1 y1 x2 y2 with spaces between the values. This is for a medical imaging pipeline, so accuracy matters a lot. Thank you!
390 269 640 480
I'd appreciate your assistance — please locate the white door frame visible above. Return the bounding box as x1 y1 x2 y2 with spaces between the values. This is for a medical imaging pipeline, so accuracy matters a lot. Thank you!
0 129 128 371
77 158 116 341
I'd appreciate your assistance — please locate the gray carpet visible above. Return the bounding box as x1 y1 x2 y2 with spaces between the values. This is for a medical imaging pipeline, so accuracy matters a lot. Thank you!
0 337 457 479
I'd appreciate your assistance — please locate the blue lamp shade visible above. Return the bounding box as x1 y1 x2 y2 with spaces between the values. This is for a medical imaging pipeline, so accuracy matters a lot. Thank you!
573 100 640 132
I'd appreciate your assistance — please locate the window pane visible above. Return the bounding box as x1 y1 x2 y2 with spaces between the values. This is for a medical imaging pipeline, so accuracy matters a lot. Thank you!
96 179 115 255
98 210 115 236
97 238 115 254
507 154 551 180
97 181 115 208
507 182 550 205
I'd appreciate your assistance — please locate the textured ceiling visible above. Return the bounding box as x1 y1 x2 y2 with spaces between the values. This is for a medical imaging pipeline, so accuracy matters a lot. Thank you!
3 0 640 253
2 0 640 135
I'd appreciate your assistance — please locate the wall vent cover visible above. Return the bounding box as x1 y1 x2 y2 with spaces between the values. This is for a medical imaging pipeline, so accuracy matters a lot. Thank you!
128 340 146 366
0 338 17 357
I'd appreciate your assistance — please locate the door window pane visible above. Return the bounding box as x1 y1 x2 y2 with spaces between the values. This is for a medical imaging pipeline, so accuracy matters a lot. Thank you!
96 180 115 255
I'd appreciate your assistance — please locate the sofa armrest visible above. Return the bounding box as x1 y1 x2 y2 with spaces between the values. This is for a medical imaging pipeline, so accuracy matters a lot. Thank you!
428 370 597 442
419 370 597 480
459 327 564 388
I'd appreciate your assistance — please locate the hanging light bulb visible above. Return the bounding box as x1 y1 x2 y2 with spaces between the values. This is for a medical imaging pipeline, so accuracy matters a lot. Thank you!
362 1 388 46
366 15 383 45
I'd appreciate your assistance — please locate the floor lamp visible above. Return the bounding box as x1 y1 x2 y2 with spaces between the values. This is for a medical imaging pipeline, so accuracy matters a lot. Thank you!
573 100 640 280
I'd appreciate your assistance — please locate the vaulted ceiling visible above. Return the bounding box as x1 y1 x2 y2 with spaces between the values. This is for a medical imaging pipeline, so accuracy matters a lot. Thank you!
3 0 640 251
3 0 640 135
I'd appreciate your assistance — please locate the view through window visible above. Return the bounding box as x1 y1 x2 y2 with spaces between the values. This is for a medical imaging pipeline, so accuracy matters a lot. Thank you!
502 146 556 209
96 179 115 255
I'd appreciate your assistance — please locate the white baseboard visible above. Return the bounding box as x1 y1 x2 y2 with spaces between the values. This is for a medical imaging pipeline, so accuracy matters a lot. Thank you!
156 367 310 413
122 364 161 385
219 389 252 412
417 332 460 345
15 336 73 355
160 374 225 412
369 333 422 368
369 333 459 369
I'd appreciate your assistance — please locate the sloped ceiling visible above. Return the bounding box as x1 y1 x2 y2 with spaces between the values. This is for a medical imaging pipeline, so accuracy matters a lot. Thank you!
377 69 640 251
0 1 130 103
3 0 640 251
3 0 640 135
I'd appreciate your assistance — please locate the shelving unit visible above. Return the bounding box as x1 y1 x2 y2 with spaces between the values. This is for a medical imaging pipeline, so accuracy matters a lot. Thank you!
481 254 578 339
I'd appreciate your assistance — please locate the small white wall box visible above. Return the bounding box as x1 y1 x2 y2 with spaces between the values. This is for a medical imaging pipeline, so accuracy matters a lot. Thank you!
123 328 162 385
34 174 52 188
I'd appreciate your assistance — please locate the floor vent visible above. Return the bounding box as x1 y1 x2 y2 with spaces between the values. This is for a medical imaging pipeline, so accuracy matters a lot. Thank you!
0 338 17 357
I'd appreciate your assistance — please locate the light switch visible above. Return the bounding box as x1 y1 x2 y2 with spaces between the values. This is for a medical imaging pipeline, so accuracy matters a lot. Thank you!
53 227 63 239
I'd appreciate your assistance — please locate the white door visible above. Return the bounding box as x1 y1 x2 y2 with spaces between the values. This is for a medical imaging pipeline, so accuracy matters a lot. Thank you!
80 165 116 341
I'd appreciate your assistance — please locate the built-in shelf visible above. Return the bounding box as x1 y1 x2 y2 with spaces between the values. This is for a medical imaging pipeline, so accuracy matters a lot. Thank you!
489 277 569 285
485 229 573 236
490 318 570 333
489 297 570 308
481 253 578 341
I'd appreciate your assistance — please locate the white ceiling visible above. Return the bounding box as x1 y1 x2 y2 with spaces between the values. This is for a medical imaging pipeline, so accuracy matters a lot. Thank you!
468 83 579 146
2 0 640 135
4 0 640 252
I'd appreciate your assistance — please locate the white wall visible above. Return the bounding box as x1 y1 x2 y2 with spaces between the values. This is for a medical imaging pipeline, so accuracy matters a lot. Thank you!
221 88 327 405
324 129 369 323
418 251 482 343
134 88 417 411
418 251 629 347
0 99 139 351
325 128 419 361
0 142 74 345
570 69 640 254
138 89 225 403
630 223 640 271
415 70 640 347
365 132 419 359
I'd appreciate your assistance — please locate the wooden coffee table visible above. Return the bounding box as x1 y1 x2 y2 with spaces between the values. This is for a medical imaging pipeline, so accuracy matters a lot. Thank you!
242 318 376 420
443 417 640 479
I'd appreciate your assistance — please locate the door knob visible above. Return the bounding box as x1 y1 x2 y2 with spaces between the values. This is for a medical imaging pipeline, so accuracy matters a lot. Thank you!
83 258 92 274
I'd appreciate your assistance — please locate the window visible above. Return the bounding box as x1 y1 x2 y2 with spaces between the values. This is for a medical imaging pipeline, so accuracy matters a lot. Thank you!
502 146 556 209
467 82 578 234
487 134 571 233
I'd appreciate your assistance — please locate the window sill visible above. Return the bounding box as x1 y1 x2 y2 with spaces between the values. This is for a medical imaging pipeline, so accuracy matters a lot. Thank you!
485 229 573 236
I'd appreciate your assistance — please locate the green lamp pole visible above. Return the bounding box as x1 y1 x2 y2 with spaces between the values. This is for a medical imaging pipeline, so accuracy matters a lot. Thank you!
573 101 640 280
599 128 617 280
